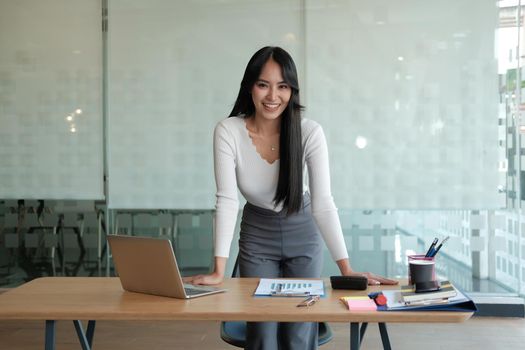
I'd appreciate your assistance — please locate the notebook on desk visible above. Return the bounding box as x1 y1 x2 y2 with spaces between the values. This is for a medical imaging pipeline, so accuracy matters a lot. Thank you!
107 235 226 299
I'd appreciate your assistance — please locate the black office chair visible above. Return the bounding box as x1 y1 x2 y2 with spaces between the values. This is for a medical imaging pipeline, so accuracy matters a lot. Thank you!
220 255 333 347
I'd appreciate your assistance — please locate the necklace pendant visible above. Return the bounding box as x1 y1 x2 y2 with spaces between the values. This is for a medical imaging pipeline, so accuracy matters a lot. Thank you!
271 146 276 151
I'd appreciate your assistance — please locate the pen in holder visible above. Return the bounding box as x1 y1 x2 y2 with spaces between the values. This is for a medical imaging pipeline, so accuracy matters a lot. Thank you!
408 254 436 285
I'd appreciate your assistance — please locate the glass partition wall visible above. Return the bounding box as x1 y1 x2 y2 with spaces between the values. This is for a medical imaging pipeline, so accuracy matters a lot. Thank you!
1 0 524 303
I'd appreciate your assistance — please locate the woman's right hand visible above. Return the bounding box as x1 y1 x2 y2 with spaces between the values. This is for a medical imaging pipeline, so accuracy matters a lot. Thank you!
182 256 227 286
182 272 224 286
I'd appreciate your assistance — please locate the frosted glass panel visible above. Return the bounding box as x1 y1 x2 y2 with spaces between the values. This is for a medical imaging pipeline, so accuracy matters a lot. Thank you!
107 0 302 209
305 0 502 209
0 0 104 199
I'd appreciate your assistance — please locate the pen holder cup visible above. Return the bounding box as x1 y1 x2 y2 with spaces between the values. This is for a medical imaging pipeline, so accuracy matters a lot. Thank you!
408 255 436 285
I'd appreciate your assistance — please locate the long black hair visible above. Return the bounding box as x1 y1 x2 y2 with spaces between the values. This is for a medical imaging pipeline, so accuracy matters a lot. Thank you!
229 46 304 214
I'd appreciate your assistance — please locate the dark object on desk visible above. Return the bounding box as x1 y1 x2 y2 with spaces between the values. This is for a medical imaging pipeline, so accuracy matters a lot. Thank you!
330 275 368 290
220 255 333 348
408 255 436 284
415 280 441 293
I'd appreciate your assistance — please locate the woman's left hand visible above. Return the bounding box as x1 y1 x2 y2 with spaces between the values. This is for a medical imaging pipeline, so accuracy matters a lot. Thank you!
345 271 399 286
336 258 398 285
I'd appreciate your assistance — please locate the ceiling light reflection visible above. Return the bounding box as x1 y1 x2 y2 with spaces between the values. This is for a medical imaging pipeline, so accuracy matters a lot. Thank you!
283 32 296 42
65 108 82 133
394 234 401 263
355 136 367 149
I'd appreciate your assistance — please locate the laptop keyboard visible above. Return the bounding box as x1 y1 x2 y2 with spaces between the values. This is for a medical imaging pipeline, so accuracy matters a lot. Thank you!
185 287 206 296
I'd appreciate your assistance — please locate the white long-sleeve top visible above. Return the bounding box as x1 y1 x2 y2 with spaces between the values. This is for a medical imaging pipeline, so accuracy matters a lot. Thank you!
213 116 349 261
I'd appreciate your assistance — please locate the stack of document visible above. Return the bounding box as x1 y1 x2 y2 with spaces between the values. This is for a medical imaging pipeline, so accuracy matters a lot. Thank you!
401 280 457 305
378 282 477 312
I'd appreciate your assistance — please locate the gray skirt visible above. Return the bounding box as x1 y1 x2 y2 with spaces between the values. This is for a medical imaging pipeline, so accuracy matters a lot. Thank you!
238 194 323 278
238 194 323 350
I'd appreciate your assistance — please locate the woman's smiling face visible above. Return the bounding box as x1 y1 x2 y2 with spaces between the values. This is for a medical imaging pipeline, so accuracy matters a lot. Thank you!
251 58 291 121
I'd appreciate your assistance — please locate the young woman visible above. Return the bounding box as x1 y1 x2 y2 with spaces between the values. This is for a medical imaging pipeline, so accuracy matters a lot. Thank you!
185 46 397 350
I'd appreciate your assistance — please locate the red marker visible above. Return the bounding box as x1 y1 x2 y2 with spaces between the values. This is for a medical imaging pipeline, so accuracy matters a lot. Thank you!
373 294 387 306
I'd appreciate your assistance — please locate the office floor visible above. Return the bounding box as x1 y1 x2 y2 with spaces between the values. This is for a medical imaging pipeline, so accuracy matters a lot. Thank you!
0 317 523 350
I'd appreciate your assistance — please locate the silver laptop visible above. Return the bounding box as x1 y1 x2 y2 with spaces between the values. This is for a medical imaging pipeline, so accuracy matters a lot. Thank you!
107 235 226 299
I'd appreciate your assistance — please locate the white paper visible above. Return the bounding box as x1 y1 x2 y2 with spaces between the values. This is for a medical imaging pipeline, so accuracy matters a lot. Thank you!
254 279 324 296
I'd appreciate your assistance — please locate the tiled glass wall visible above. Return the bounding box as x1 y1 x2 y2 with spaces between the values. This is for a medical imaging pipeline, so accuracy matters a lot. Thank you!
305 0 502 209
0 0 104 200
105 0 502 210
106 0 304 209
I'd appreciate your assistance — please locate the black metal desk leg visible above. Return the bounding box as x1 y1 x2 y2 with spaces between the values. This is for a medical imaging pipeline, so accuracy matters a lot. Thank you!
378 322 392 350
45 320 56 350
359 322 368 345
86 320 96 347
350 322 361 350
73 320 92 350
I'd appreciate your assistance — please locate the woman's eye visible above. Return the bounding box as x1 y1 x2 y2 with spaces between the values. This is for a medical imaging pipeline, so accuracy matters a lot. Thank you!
279 85 289 90
256 82 268 88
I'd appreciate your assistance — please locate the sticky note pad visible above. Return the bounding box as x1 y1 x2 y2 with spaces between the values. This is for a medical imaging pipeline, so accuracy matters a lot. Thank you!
340 296 377 311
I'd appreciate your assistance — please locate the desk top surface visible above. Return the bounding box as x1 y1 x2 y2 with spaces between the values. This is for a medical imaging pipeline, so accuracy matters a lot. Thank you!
0 277 473 323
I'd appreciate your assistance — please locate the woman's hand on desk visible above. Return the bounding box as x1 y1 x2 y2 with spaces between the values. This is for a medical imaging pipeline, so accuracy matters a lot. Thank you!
182 256 227 286
347 272 399 286
336 258 398 285
183 271 224 285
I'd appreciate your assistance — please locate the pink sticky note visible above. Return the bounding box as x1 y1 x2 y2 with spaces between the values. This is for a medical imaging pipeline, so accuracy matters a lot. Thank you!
342 298 377 311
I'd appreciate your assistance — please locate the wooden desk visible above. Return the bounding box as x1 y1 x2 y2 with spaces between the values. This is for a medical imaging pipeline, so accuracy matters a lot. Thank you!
0 277 473 350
